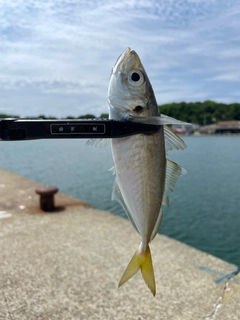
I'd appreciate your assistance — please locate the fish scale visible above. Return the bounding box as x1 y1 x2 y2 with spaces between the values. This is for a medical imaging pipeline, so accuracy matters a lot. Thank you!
112 133 165 243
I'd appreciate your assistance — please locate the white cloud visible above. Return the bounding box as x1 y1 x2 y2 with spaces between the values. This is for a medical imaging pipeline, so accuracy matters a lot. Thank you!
209 74 240 82
0 0 240 117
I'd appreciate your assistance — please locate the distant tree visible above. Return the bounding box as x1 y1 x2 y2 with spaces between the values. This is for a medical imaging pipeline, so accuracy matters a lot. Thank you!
228 103 240 120
37 114 47 119
159 101 240 125
37 114 57 119
48 116 57 119
78 114 95 119
0 113 19 118
99 113 109 119
2 101 240 124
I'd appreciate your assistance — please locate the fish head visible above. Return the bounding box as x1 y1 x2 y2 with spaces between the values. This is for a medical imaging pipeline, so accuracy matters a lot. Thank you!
108 47 159 120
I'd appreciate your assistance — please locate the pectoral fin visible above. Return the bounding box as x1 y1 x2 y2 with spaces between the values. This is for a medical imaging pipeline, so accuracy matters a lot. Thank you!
131 114 191 126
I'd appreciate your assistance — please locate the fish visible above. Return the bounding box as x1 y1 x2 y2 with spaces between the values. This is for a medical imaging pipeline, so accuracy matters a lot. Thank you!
108 47 188 296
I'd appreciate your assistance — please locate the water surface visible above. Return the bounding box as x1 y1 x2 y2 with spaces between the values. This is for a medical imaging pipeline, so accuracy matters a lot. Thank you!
1 136 240 267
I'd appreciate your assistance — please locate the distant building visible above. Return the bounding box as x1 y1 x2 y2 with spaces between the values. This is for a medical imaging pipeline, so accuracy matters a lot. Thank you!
199 124 218 135
216 121 240 134
172 124 198 135
199 121 240 134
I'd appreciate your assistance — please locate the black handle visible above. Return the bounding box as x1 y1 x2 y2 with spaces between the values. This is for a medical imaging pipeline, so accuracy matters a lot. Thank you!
0 119 161 141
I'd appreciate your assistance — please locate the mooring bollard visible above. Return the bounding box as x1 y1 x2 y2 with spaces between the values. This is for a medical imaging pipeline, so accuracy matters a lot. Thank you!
35 186 59 212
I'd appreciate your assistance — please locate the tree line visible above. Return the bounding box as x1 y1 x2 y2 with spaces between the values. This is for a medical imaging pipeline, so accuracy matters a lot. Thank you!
1 101 240 125
0 113 108 120
159 101 240 125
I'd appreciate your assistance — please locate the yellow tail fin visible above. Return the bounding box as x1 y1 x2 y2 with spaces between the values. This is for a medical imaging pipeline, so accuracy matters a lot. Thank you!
118 245 156 296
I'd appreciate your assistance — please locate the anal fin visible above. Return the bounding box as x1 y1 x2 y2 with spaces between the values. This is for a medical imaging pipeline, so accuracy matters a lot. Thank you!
150 208 163 241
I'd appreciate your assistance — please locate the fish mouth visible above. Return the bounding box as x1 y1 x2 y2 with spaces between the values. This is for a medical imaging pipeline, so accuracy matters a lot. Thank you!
113 47 141 73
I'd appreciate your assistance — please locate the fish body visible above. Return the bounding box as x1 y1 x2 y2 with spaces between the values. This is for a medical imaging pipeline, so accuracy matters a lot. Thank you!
111 127 166 244
108 48 187 296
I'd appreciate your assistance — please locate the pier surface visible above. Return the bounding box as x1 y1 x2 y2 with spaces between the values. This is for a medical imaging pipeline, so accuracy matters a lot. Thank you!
0 168 239 320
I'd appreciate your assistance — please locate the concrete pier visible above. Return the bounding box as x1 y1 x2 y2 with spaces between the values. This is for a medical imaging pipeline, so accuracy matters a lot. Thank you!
0 168 239 320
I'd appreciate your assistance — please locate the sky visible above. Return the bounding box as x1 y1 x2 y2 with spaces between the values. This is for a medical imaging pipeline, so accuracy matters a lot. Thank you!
0 0 240 118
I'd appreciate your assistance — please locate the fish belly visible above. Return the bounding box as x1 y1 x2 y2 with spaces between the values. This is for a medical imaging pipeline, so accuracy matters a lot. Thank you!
111 129 166 245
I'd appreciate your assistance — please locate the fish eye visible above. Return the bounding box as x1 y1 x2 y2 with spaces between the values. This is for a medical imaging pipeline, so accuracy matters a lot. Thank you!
131 72 140 82
128 70 144 87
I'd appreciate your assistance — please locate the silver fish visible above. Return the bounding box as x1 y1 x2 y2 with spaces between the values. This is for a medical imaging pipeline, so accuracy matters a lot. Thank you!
108 48 188 296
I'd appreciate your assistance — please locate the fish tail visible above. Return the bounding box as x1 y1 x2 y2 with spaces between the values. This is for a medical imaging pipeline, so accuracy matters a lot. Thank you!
118 244 156 296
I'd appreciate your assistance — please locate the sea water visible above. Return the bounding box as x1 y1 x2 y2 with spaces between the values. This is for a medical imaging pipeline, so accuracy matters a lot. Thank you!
0 136 240 267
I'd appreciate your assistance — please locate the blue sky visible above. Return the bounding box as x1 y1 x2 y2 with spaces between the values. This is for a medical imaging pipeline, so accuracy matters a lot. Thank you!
0 0 240 117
